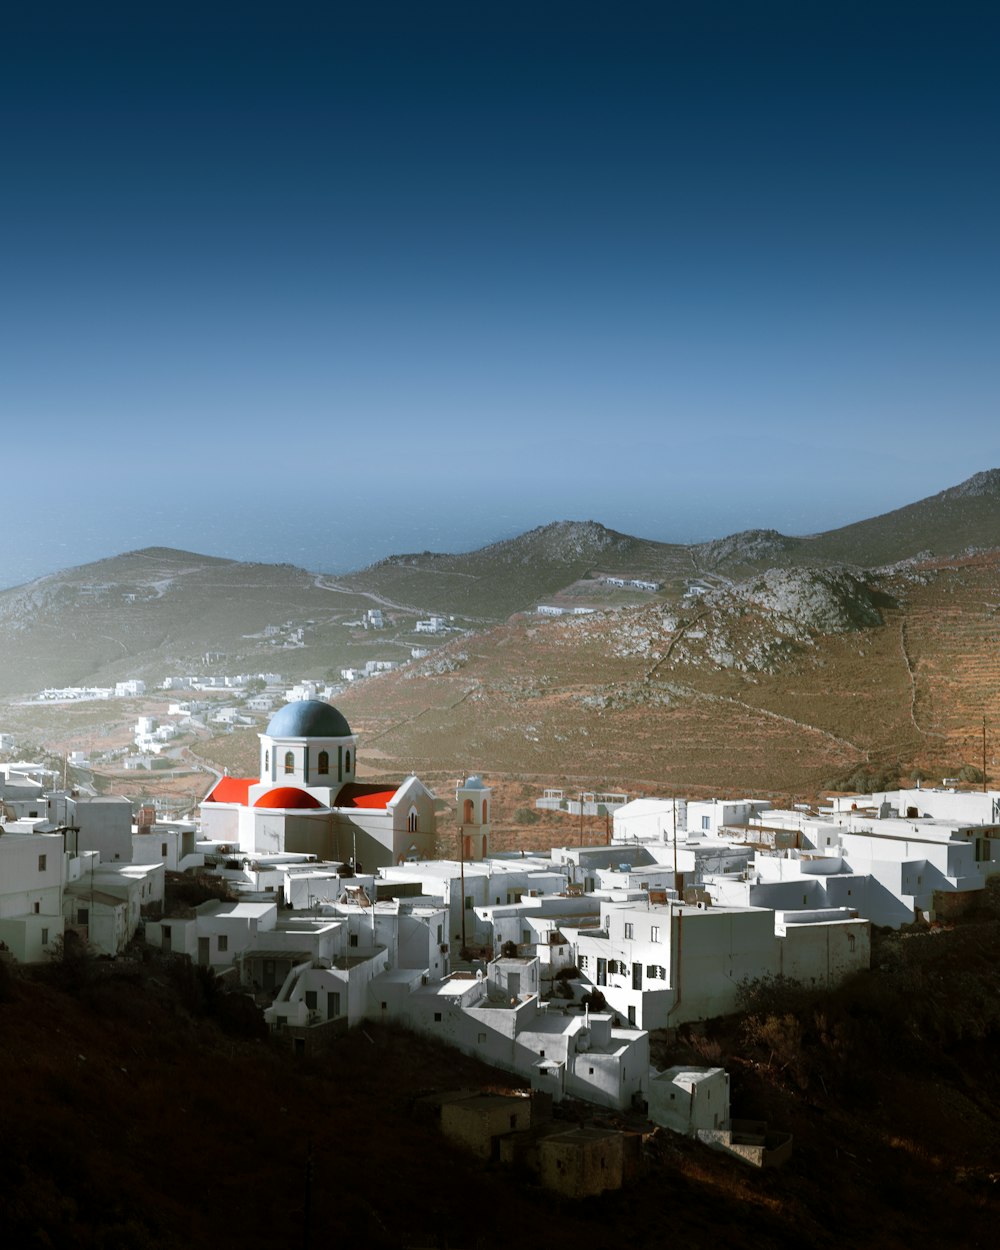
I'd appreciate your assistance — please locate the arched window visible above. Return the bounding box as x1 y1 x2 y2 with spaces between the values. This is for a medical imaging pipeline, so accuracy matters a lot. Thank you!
408 809 418 832
284 751 294 775
482 834 488 858
344 750 352 774
482 799 488 823
318 750 329 775
463 798 474 824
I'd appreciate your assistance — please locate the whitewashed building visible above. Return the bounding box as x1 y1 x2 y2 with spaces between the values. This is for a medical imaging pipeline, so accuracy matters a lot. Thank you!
0 831 66 962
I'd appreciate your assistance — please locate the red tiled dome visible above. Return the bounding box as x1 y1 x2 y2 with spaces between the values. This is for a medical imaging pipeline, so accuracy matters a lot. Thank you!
253 787 325 809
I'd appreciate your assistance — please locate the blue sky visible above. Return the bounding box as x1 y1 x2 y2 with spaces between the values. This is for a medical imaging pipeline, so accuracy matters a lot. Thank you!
2 1 998 586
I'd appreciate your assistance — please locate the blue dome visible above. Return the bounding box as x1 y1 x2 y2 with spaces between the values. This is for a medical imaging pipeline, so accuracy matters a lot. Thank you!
461 775 486 789
265 699 353 739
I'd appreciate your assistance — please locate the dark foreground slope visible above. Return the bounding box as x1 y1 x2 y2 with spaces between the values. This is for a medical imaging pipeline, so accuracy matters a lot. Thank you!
3 917 1000 1250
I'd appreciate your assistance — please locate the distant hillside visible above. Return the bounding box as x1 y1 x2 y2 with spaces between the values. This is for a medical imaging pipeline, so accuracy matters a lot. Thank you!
0 548 383 696
2 470 1000 704
692 469 1000 575
338 520 695 618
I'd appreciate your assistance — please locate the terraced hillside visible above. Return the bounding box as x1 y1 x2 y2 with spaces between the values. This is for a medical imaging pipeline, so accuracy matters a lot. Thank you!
328 555 1000 799
897 554 1000 765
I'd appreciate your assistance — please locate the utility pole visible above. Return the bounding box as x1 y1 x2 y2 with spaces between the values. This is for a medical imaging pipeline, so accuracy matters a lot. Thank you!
672 797 679 895
984 714 988 793
579 792 584 847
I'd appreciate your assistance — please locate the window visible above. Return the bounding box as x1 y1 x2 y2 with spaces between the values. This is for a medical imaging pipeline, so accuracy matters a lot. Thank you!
539 1049 545 1058
627 1005 636 1026
478 1032 487 1044
463 799 474 823
78 908 89 925
284 751 294 774
578 955 588 970
161 843 168 856
264 750 269 771
848 934 856 952
304 991 317 1010
217 935 228 952
349 933 358 948
38 854 47 872
437 924 443 943
33 902 40 914
434 1012 442 1023
465 896 473 910
510 1115 517 1129
482 800 488 823
317 750 329 775
589 1066 594 1075
701 815 710 830
41 928 49 945
344 750 351 773
408 809 418 833
624 922 633 939
650 926 660 943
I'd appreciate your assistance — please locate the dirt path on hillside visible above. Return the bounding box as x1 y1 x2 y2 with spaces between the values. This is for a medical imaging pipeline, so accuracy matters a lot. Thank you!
898 618 948 740
311 576 422 614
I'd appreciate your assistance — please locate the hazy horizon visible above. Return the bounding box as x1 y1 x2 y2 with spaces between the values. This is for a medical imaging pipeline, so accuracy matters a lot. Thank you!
2 462 996 591
3 2 998 589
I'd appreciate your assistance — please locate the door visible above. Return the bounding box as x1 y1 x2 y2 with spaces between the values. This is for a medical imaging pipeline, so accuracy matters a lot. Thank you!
597 957 607 986
198 937 209 966
632 962 642 990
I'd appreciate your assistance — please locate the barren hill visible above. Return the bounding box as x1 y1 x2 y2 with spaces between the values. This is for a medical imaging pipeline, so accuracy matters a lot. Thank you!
2 471 1000 797
331 551 1000 798
337 519 694 618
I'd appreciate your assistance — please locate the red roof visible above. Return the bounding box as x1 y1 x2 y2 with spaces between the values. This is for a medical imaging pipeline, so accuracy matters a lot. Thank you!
253 787 325 810
205 777 256 805
335 783 399 810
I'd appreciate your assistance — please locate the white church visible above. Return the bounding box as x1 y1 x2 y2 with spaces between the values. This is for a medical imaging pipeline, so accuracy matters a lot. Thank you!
200 699 491 870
